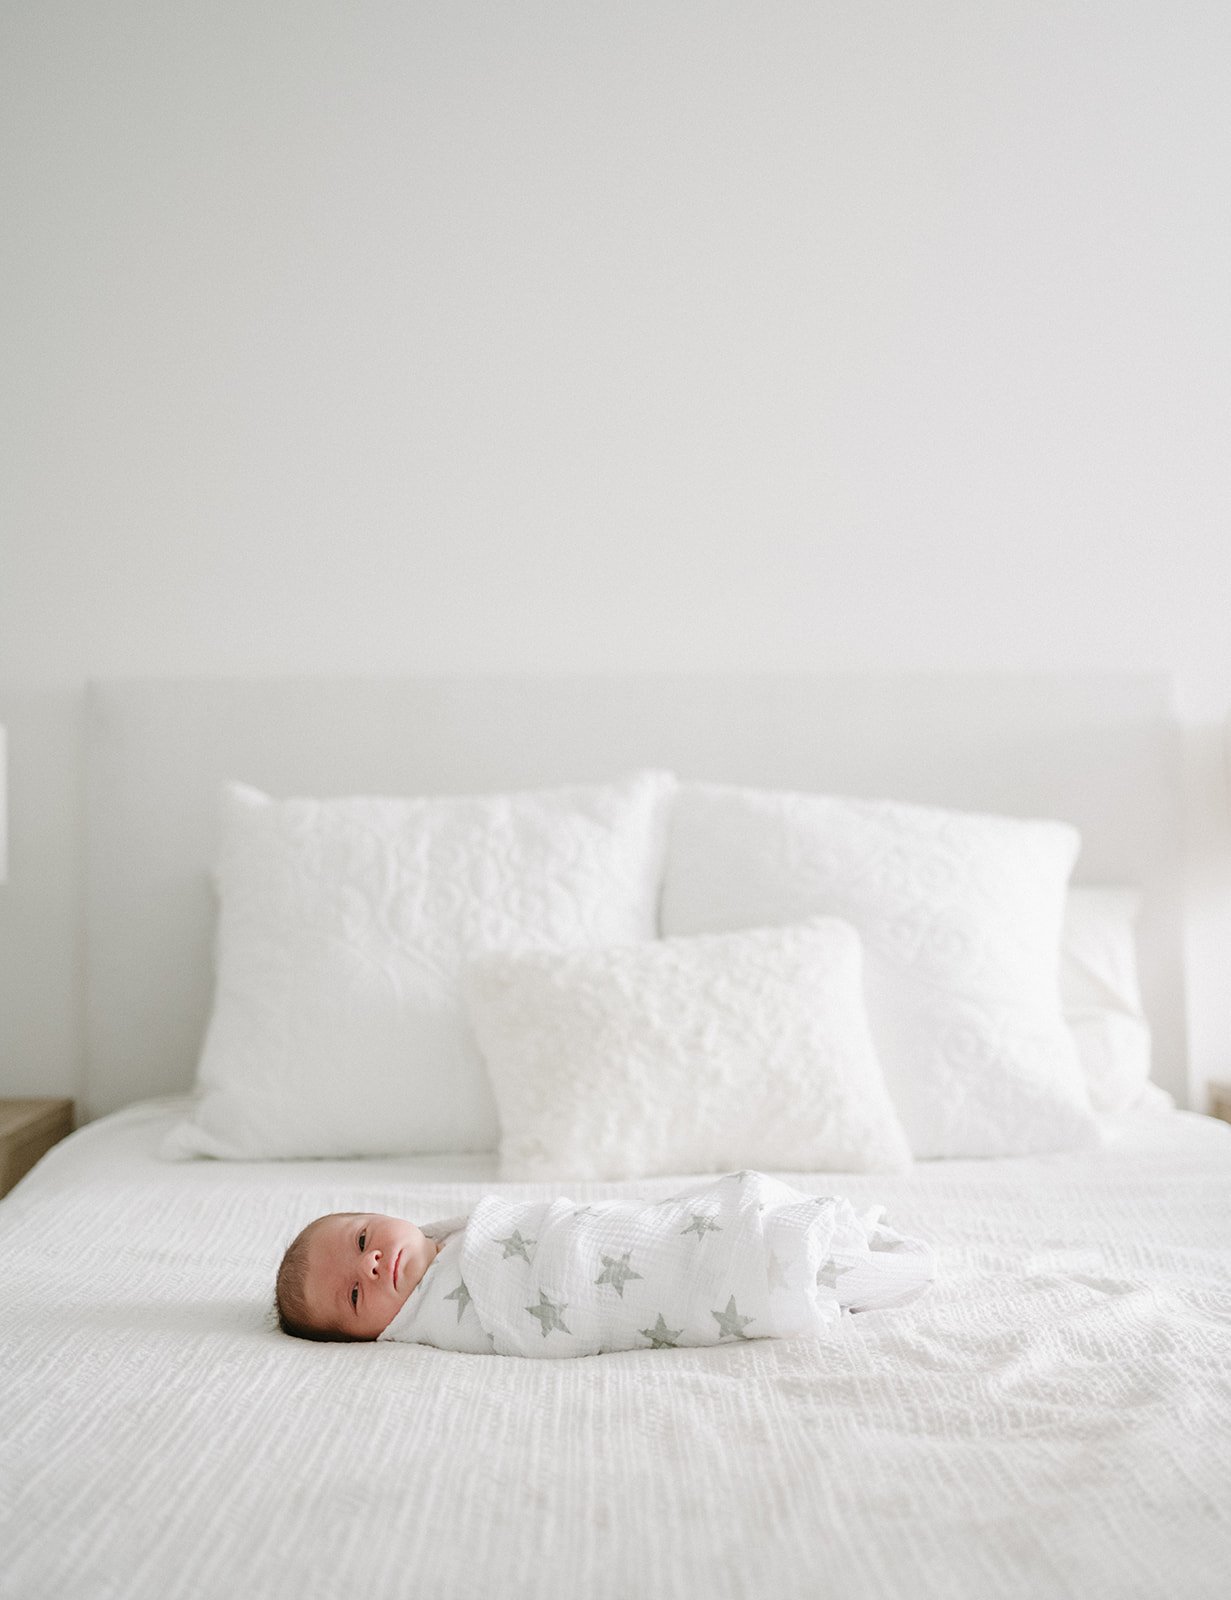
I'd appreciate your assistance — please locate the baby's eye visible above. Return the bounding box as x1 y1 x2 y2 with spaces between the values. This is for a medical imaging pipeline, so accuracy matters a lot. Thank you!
351 1286 359 1310
358 1231 366 1251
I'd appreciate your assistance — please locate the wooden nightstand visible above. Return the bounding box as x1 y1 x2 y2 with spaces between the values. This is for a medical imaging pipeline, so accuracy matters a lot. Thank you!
1208 1082 1231 1126
0 1098 75 1197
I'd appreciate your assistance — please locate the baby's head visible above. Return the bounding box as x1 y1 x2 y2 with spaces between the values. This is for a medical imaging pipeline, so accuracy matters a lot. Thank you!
276 1211 440 1342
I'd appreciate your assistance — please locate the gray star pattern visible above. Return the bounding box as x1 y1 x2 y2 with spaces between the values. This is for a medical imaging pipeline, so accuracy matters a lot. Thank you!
682 1212 722 1240
444 1279 472 1323
497 1229 535 1263
766 1250 790 1293
639 1313 684 1349
712 1295 755 1340
595 1250 643 1298
526 1290 571 1338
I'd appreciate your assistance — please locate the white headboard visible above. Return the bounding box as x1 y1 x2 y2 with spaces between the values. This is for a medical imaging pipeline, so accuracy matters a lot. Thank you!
84 673 1187 1118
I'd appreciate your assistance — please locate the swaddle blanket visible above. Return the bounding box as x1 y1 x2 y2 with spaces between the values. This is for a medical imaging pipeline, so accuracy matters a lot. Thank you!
380 1171 933 1357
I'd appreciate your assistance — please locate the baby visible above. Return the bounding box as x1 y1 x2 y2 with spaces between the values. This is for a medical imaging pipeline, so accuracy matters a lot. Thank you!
276 1210 461 1342
276 1173 933 1356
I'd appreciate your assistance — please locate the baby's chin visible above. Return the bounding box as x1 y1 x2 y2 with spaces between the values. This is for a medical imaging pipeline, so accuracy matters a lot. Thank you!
394 1232 441 1305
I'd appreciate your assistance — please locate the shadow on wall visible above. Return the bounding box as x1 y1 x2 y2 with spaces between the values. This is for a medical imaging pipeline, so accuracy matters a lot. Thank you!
0 685 87 1105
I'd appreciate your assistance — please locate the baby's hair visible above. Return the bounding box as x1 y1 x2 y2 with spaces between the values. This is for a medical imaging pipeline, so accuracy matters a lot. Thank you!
275 1214 355 1343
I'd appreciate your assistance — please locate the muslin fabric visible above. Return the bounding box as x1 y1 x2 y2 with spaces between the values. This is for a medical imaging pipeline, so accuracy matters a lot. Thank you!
380 1172 932 1355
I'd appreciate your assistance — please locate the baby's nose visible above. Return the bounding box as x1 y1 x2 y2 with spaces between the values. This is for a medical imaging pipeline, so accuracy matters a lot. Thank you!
364 1248 382 1277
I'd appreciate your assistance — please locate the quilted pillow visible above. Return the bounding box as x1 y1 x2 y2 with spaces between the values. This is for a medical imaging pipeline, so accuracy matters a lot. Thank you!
662 785 1098 1159
464 918 913 1181
1061 887 1153 1113
162 771 674 1159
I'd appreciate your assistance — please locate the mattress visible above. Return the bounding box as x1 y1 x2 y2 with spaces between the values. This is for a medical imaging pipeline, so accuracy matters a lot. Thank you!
3 1097 1230 1600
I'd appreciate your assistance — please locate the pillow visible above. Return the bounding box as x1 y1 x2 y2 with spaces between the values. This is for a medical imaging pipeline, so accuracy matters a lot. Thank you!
464 917 913 1181
661 784 1099 1160
162 771 675 1160
1061 887 1153 1113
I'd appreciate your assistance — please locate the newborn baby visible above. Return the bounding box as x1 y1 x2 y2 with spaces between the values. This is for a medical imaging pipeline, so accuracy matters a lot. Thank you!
276 1210 457 1342
276 1171 933 1356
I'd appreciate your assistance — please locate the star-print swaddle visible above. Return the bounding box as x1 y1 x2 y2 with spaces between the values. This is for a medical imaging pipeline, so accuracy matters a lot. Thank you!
379 1172 933 1357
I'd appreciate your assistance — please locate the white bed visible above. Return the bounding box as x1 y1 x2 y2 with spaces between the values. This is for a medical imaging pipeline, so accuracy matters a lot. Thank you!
4 1095 1229 1599
2 673 1229 1598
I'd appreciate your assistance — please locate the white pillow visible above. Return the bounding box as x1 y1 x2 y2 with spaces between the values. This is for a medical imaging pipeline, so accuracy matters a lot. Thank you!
1061 887 1153 1113
162 771 675 1159
465 917 912 1181
662 784 1099 1160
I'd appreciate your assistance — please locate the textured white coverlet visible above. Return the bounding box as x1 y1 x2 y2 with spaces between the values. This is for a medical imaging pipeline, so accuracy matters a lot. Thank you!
2 1099 1229 1600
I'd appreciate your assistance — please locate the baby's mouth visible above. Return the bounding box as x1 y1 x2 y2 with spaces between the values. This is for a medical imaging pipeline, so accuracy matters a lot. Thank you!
392 1249 403 1290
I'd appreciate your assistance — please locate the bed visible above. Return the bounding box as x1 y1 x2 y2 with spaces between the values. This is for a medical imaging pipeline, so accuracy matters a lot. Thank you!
2 673 1229 1599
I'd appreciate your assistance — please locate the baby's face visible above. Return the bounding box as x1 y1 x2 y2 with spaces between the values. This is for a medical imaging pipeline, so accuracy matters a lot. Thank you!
301 1212 440 1340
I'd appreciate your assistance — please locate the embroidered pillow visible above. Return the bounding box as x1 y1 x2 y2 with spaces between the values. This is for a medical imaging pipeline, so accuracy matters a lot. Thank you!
163 771 675 1159
662 785 1097 1159
465 918 912 1180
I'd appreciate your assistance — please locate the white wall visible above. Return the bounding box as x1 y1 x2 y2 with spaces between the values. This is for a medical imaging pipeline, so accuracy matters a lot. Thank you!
2 2 1229 1106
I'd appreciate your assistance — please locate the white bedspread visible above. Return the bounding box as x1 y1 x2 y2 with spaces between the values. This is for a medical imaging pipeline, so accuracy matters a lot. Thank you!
2 1098 1229 1600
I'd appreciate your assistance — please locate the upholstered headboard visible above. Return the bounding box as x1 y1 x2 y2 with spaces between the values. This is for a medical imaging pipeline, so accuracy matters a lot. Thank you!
83 673 1187 1118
